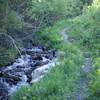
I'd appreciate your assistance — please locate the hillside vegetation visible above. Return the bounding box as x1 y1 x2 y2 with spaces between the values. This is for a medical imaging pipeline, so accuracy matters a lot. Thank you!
0 0 100 99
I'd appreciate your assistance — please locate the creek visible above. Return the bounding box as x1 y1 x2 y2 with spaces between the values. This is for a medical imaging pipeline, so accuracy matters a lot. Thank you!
0 46 57 100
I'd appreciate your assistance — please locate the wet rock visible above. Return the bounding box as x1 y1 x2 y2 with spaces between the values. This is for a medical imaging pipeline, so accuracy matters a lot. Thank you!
0 46 57 99
32 54 43 60
0 72 7 77
26 73 32 83
5 78 18 85
25 68 35 83
20 47 43 54
41 46 48 51
45 54 53 60
12 68 24 72
34 61 47 67
0 80 8 100
0 72 4 77
7 75 21 83
44 50 56 59
1 73 21 85
16 65 26 68
33 61 43 66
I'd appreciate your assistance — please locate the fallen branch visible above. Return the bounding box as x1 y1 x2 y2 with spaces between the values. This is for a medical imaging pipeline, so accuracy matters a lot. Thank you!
4 34 22 56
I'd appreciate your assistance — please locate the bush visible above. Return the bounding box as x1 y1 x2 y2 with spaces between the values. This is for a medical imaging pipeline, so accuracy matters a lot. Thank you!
88 57 100 99
0 34 18 66
4 10 23 33
0 48 18 66
11 18 84 100
11 43 83 100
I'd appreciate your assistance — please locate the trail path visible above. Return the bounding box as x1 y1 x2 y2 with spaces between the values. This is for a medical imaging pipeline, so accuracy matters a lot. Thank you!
75 57 92 100
60 28 69 42
61 28 92 100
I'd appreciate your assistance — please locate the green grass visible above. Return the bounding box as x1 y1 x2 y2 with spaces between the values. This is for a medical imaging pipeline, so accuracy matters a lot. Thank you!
11 15 100 99
11 43 84 100
11 1 100 99
63 13 100 99
11 19 84 99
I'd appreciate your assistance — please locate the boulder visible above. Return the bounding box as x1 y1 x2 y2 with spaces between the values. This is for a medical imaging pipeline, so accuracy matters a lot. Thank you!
0 72 21 85
32 54 43 60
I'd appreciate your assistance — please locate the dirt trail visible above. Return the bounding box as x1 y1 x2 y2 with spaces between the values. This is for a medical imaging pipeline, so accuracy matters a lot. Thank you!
60 28 68 42
61 28 92 100
75 57 92 100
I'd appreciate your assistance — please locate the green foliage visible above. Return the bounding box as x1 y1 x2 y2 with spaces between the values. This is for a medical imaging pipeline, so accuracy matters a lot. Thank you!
30 0 83 18
35 25 63 48
0 34 18 66
0 0 99 99
26 0 100 99
88 57 100 99
0 48 18 66
23 0 86 32
11 14 84 99
11 42 84 100
4 10 23 33
80 0 93 5
52 0 83 17
58 0 100 99
0 0 6 30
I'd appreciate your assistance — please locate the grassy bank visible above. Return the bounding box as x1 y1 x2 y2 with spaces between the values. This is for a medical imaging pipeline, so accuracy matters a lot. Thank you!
0 48 18 67
11 19 84 99
11 0 100 99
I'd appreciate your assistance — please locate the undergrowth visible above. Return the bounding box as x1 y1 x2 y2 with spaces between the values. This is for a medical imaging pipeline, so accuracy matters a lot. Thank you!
11 22 84 100
11 0 100 99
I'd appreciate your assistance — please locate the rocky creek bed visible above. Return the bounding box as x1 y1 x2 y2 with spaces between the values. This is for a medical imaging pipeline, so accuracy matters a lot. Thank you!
0 46 57 100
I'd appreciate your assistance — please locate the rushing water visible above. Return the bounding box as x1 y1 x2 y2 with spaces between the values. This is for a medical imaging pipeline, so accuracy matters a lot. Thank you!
0 46 57 100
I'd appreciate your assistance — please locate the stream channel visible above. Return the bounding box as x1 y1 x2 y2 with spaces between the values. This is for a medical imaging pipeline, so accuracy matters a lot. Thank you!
0 46 57 100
